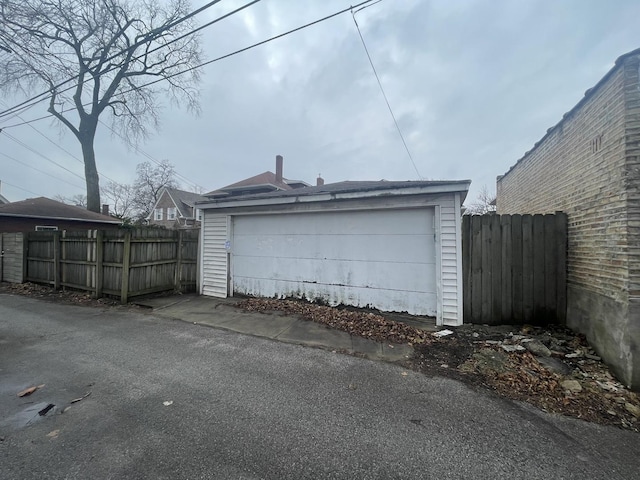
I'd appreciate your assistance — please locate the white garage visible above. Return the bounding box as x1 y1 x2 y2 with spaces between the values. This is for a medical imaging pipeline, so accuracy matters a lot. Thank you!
198 180 470 326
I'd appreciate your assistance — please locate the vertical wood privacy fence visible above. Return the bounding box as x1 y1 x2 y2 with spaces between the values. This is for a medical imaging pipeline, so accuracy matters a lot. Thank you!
22 228 199 302
462 213 567 325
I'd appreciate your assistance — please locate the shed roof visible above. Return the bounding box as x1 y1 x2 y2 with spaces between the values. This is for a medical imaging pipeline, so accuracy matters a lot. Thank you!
0 197 122 224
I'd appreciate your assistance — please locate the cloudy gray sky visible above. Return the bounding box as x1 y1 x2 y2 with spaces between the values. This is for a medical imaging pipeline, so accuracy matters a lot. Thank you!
1 0 639 206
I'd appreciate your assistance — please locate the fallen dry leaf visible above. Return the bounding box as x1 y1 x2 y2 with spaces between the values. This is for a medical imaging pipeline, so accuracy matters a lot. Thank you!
17 387 37 397
70 391 91 403
47 430 60 439
238 298 433 345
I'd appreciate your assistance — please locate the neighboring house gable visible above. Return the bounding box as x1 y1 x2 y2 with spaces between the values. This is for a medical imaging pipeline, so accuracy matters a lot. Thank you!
0 197 122 232
147 187 206 229
0 193 9 205
496 47 640 390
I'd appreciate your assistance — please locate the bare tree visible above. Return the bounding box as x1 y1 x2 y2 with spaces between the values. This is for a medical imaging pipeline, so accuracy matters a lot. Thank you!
0 0 202 212
132 160 179 221
53 193 87 207
101 180 135 219
464 185 497 215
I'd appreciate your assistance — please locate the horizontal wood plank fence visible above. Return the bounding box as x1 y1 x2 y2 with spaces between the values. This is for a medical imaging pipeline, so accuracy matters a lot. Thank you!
462 213 567 325
23 228 198 302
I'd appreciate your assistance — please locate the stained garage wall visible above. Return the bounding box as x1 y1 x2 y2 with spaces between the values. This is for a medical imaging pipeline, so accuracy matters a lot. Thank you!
199 189 466 326
231 208 437 317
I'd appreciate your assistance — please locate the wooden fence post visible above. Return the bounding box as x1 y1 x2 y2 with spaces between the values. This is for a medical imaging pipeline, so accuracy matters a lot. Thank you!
121 231 131 304
532 214 545 323
500 215 513 323
53 231 61 290
174 230 184 292
490 214 502 323
22 233 28 283
511 215 523 323
0 233 4 282
543 215 558 320
95 230 104 299
470 215 482 322
462 216 471 323
556 212 568 324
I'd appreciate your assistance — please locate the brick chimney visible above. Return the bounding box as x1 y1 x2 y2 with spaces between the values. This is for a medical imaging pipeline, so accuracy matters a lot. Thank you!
316 175 324 186
275 155 283 184
101 204 109 216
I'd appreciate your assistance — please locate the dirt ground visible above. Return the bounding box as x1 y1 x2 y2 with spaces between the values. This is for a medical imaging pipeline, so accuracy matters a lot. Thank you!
2 283 638 432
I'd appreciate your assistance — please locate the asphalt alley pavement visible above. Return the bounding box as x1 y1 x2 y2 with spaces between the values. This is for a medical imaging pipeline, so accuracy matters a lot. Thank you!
1 293 639 479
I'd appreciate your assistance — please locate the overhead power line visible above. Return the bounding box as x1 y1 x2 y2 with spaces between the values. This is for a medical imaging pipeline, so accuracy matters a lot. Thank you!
0 0 229 120
0 0 263 121
0 151 85 190
97 119 205 191
0 179 42 197
0 99 120 185
1 130 86 181
351 5 423 180
1 0 379 130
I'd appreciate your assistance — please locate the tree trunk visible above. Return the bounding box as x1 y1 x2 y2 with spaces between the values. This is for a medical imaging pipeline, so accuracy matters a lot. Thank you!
79 126 101 213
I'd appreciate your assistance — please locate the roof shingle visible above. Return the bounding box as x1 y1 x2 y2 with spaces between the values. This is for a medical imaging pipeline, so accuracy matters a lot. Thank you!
0 197 121 224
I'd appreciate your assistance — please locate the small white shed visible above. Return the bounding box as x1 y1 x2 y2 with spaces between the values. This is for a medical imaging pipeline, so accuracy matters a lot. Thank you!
197 180 470 326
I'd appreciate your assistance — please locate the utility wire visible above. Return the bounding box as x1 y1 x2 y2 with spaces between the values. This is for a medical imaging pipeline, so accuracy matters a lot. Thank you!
2 0 379 131
1 92 199 190
0 0 229 120
0 151 85 190
0 0 262 121
351 7 423 180
0 97 205 192
0 99 120 185
97 119 205 191
1 130 86 181
0 179 42 197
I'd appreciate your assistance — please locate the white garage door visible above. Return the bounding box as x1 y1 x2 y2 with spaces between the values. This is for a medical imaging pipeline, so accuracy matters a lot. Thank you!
231 208 437 316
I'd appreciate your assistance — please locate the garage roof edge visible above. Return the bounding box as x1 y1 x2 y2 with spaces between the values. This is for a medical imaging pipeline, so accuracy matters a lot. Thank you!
197 180 471 210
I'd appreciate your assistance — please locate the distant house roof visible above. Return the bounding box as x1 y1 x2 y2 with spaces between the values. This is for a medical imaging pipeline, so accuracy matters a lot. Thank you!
198 180 471 208
0 197 121 224
204 171 310 198
163 187 207 218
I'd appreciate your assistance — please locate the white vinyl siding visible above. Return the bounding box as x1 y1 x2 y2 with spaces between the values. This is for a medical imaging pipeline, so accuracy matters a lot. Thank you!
201 212 228 297
438 194 462 325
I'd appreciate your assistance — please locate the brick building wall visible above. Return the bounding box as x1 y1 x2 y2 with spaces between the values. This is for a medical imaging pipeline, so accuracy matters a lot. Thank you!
623 54 640 387
496 51 640 389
